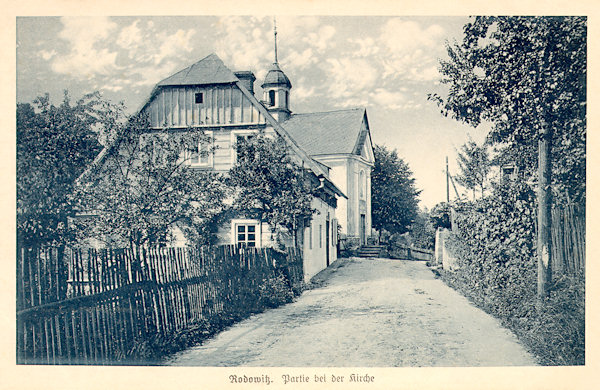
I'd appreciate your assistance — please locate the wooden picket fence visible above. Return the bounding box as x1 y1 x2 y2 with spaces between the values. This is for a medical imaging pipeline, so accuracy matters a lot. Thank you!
16 245 303 365
551 203 585 275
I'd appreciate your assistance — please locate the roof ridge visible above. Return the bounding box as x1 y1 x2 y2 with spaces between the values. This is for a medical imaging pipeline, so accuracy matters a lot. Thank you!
291 107 364 116
157 53 214 83
156 53 238 87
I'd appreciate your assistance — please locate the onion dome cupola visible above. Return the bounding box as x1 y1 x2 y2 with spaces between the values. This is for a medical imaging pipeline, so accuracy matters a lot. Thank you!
262 19 292 122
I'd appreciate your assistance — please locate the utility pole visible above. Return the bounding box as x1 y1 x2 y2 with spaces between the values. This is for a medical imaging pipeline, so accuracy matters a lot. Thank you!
446 156 450 203
537 122 552 300
449 173 461 200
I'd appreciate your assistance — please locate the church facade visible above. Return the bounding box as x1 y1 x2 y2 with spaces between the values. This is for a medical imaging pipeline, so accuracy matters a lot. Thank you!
283 108 375 247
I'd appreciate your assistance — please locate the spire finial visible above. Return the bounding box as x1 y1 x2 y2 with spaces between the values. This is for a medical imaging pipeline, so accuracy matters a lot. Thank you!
273 17 278 63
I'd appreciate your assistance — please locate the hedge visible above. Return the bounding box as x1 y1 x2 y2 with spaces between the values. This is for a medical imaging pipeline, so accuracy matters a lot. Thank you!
443 181 584 365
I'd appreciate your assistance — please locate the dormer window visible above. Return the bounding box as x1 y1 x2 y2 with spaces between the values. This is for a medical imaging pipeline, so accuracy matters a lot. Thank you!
195 92 204 104
268 90 275 106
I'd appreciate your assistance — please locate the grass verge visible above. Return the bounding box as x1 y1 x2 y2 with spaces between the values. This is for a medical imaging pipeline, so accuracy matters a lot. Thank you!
433 267 584 366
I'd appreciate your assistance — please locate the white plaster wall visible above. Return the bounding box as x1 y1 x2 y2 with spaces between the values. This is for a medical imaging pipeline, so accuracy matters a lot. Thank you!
349 158 373 240
312 155 372 241
211 198 337 282
366 167 372 236
302 197 337 282
317 158 347 235
347 158 357 236
169 225 189 247
216 224 231 245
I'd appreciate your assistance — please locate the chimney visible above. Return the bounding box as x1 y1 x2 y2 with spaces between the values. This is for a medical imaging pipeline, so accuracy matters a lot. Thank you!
234 71 256 95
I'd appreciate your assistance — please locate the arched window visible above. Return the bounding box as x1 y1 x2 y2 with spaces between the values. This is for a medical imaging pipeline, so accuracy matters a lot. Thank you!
268 90 276 106
284 90 289 107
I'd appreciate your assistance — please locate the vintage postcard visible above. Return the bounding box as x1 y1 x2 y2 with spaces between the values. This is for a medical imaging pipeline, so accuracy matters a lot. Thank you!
5 1 598 389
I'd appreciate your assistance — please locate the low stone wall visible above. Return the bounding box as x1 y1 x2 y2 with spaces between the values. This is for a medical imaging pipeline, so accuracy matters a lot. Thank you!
435 228 459 270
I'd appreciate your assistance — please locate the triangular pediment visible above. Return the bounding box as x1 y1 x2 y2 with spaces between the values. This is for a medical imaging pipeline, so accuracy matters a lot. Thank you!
361 129 375 163
352 112 374 164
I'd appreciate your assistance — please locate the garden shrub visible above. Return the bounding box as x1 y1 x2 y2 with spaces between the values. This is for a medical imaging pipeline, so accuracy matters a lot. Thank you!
124 250 303 364
126 314 240 365
258 271 295 308
443 180 584 365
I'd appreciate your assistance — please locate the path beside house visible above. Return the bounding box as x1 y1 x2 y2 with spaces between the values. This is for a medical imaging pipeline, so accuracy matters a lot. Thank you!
166 257 537 367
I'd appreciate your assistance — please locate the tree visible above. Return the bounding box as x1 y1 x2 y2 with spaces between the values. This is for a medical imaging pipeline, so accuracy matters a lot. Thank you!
409 208 436 250
430 16 586 298
455 138 490 199
73 113 226 248
371 145 421 235
430 202 452 230
17 92 105 247
228 132 315 247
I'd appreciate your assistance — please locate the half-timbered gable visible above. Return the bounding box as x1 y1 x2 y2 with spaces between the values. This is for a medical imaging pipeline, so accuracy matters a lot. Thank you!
144 85 267 128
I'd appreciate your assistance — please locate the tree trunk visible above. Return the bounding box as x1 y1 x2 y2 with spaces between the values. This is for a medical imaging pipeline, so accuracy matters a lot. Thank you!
537 123 553 300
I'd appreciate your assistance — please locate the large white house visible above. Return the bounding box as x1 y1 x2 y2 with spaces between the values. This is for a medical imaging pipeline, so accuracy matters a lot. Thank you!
83 46 374 281
140 52 375 247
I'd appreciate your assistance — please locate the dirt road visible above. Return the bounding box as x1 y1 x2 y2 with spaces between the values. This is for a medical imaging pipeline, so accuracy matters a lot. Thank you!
167 257 537 366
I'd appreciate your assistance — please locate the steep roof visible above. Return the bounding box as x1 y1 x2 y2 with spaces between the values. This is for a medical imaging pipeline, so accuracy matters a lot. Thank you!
80 54 346 198
282 108 366 156
157 53 239 87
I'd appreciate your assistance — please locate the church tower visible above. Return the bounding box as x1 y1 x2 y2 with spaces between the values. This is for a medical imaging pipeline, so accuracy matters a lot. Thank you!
262 19 292 122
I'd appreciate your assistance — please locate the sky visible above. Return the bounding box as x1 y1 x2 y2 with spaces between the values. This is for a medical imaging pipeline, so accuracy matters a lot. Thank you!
16 15 491 209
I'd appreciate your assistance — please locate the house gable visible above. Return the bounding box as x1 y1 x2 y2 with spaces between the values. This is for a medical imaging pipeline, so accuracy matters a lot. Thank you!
141 54 267 128
358 118 375 165
79 54 342 194
139 53 334 182
143 84 268 128
350 111 374 164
